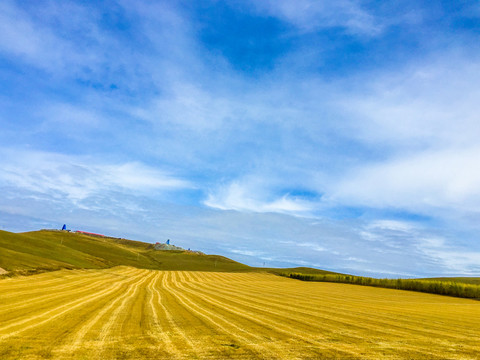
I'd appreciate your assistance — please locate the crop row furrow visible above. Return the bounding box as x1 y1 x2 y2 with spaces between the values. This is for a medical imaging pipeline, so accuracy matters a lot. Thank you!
187 272 463 359
219 273 480 343
0 270 139 321
0 274 129 333
0 271 99 297
178 271 373 358
178 272 363 359
143 271 180 358
0 267 134 292
0 269 147 342
1 268 479 359
0 267 139 300
163 271 277 359
179 272 338 359
193 272 480 342
100 271 155 343
157 271 200 358
56 269 151 356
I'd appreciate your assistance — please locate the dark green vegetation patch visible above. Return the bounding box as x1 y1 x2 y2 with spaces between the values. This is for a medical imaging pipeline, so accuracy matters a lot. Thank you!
285 273 480 300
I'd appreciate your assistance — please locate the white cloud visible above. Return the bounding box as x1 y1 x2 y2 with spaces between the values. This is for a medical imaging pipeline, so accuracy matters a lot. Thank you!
423 250 480 275
344 256 369 263
0 2 62 67
204 181 315 216
103 163 189 190
366 220 415 233
0 149 190 203
415 236 480 275
0 1 102 74
137 83 239 132
230 249 265 257
249 0 383 36
330 146 480 213
358 219 480 275
296 242 326 252
340 57 480 147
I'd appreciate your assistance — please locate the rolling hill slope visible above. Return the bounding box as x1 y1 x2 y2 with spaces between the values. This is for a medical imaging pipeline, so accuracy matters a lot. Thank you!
1 229 478 288
0 230 251 275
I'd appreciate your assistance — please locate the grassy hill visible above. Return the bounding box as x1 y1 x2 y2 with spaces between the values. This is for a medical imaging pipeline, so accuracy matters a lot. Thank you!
2 229 478 291
2 229 341 277
0 229 251 275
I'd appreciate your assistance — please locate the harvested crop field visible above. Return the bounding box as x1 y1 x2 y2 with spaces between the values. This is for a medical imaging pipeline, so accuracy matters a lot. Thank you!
1 267 479 359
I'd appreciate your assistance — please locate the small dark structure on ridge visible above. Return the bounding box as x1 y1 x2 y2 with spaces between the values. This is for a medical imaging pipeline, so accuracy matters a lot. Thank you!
154 239 183 251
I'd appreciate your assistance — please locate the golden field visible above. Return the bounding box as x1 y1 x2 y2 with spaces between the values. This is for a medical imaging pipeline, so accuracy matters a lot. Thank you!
1 267 479 359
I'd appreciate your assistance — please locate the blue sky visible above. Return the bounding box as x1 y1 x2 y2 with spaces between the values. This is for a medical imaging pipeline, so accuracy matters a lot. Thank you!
1 0 480 277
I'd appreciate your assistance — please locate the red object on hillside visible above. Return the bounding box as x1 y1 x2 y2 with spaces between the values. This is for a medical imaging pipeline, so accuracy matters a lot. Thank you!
75 230 105 237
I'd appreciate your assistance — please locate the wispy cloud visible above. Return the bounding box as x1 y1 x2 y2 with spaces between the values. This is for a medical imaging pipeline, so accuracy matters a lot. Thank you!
204 181 315 216
247 0 383 36
0 149 190 203
0 1 106 74
340 57 480 148
329 146 480 214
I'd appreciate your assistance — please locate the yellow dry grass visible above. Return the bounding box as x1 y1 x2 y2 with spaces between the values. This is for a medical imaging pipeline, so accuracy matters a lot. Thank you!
1 267 479 359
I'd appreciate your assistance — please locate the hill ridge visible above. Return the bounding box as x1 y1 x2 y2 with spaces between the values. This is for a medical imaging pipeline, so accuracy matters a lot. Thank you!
0 229 251 276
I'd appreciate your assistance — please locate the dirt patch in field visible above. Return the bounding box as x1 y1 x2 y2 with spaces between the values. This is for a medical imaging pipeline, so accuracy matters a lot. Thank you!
0 267 8 275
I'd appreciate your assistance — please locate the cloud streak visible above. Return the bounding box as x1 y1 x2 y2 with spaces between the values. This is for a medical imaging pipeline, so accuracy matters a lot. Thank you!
247 0 383 36
205 181 315 216
0 149 190 202
330 146 480 213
